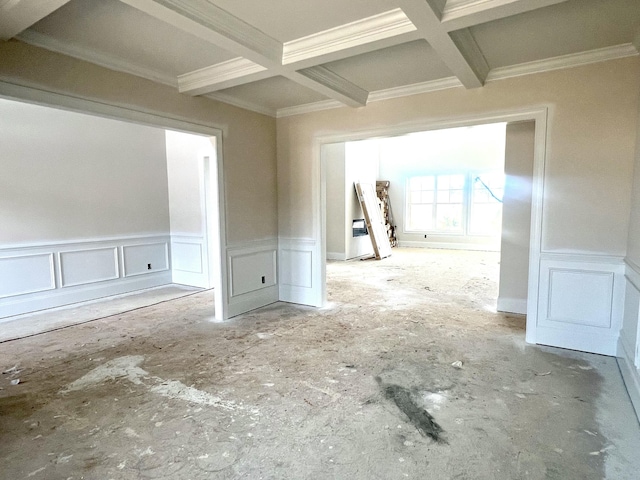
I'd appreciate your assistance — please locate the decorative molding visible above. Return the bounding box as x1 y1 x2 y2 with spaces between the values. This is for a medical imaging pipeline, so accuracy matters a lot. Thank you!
120 0 282 64
397 241 499 251
368 77 463 102
178 57 268 95
16 30 177 87
448 28 489 81
0 253 55 299
0 235 172 318
59 247 119 288
277 44 637 118
0 0 72 40
441 0 569 31
278 237 320 307
282 8 416 65
204 92 277 118
276 99 343 118
122 242 169 277
297 65 369 107
617 337 640 422
487 44 639 82
535 253 625 355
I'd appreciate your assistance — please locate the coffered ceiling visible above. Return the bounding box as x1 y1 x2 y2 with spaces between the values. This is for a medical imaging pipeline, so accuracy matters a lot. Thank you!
1 0 639 117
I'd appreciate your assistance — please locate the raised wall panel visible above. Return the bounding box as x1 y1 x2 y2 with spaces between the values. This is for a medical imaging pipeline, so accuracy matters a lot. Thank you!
546 269 614 328
229 249 276 297
123 243 169 277
278 237 321 307
280 249 313 289
226 239 279 317
536 254 624 356
60 247 118 287
0 253 55 298
0 236 172 319
172 242 203 273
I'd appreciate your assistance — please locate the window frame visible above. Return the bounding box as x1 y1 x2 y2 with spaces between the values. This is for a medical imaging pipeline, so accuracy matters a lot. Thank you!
404 171 504 237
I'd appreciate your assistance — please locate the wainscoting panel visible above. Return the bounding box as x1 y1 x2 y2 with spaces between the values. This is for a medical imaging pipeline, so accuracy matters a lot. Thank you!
279 237 321 307
0 235 171 319
226 239 278 317
122 242 169 277
0 253 55 299
536 254 625 356
171 235 209 288
618 261 640 422
60 247 119 287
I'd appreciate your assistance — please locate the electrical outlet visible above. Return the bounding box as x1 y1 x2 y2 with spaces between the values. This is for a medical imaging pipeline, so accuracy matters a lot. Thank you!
147 263 152 270
424 234 428 239
261 276 266 284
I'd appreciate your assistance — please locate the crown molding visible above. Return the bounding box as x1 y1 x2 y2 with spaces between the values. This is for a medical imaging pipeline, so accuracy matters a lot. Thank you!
277 43 638 118
16 30 177 87
486 43 639 82
277 77 462 117
368 77 463 102
276 99 344 118
178 57 269 95
282 8 416 66
296 65 369 107
204 92 276 118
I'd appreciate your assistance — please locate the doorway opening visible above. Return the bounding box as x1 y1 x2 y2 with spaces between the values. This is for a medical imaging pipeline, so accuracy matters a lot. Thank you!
322 119 535 321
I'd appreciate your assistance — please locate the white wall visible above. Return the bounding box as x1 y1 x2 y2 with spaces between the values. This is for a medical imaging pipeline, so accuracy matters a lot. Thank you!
166 130 216 288
498 121 534 315
345 140 378 260
377 123 506 250
0 98 172 318
325 143 346 259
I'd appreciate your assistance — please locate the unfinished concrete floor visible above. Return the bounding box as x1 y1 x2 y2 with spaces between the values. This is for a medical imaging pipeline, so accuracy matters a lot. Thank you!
1 248 639 479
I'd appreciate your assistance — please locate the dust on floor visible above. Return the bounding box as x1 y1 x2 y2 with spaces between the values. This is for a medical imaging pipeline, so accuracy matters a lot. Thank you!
1 248 639 480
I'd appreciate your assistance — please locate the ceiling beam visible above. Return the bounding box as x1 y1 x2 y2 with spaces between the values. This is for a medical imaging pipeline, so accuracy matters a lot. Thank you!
0 0 72 40
119 0 368 106
441 0 570 31
399 0 488 88
178 8 420 96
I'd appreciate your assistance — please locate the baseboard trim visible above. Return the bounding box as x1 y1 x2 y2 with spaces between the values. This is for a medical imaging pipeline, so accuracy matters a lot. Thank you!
617 336 640 422
497 297 527 315
398 241 499 252
0 272 172 321
227 285 279 317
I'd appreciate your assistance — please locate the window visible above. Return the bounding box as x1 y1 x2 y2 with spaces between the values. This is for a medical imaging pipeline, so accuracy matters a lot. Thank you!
470 173 504 235
406 174 465 233
406 172 504 236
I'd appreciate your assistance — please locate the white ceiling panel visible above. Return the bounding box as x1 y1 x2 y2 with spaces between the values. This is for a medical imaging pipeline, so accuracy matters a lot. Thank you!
470 0 640 68
323 40 453 92
6 0 637 115
28 0 236 77
215 76 330 112
210 0 399 42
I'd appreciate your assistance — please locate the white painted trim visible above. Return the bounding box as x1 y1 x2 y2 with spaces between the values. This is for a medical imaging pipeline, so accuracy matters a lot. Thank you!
0 235 173 318
313 107 548 346
0 0 73 40
0 80 228 320
368 77 463 103
16 30 177 87
282 8 416 65
496 297 527 315
397 241 499 251
278 237 321 307
59 246 119 287
178 57 268 95
276 45 637 119
487 44 639 82
204 92 277 118
0 271 172 321
617 336 640 422
297 65 369 107
326 252 347 261
0 252 56 298
226 238 279 317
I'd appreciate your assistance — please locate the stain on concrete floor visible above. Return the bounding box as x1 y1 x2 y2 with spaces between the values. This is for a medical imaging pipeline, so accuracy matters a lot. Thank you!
1 249 639 479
